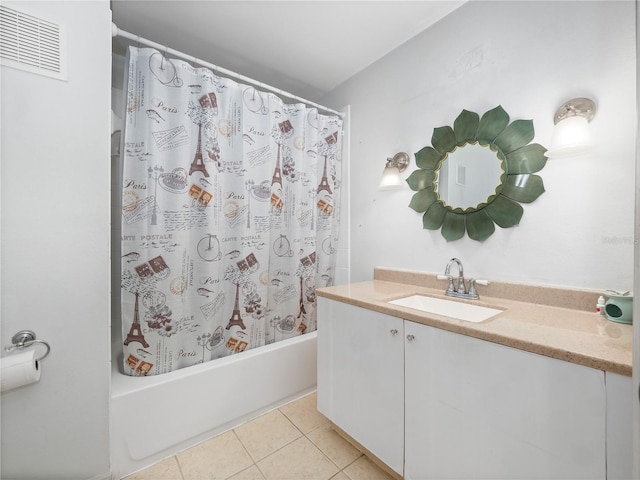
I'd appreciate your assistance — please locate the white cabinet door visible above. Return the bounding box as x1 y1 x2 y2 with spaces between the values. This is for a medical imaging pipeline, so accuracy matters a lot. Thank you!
317 298 405 475
606 372 633 480
404 321 606 480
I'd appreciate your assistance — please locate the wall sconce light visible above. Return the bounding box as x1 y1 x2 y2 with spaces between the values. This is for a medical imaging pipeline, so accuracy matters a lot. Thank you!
379 152 410 190
546 97 597 158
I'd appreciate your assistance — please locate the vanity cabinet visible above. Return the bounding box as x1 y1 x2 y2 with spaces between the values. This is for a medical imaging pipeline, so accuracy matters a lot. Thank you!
605 372 634 480
317 297 405 475
404 321 606 480
318 298 611 480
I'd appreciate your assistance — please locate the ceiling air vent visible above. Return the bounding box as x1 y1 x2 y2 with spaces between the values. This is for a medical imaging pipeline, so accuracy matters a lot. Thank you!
0 5 66 80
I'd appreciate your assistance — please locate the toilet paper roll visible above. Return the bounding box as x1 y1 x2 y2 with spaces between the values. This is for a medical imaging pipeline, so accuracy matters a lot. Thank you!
1 350 41 393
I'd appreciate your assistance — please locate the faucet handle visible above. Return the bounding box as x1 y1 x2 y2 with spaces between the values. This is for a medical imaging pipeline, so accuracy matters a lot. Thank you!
468 279 489 297
436 274 456 294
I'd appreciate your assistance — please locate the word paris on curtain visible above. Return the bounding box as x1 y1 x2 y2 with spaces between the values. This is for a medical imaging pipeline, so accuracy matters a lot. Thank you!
120 47 342 376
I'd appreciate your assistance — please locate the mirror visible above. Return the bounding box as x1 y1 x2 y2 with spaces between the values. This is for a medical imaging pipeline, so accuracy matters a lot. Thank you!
436 143 504 209
407 106 548 242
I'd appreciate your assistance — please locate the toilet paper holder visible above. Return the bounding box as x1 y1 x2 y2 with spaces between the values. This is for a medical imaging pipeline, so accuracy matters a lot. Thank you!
4 330 51 362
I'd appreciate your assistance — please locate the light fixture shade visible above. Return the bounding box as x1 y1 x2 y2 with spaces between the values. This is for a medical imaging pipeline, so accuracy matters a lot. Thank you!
378 165 403 190
546 115 593 158
546 97 596 158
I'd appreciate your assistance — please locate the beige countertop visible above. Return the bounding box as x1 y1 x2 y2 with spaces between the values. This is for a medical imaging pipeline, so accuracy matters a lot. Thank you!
317 270 632 377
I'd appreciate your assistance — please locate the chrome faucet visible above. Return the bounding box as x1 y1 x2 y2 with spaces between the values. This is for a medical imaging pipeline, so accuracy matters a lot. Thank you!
444 258 466 295
437 258 489 300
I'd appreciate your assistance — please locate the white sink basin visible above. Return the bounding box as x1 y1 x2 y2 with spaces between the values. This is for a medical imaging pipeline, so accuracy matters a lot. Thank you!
388 295 503 323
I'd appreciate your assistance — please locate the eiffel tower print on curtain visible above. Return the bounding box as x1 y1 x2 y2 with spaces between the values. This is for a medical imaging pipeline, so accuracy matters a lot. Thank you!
124 291 149 348
189 122 210 177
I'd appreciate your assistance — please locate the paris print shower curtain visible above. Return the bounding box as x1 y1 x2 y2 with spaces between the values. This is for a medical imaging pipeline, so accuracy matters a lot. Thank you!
120 47 342 376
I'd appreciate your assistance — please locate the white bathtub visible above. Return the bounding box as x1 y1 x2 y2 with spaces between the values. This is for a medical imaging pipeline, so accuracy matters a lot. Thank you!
110 331 318 479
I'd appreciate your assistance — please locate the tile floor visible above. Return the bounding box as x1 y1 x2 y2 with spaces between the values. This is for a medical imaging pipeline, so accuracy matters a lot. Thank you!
124 392 394 480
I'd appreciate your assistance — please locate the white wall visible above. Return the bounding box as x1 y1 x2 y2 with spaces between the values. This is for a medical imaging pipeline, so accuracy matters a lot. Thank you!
322 0 637 291
0 1 112 478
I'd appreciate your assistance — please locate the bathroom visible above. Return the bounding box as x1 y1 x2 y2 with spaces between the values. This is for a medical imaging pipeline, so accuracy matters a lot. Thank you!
0 1 638 479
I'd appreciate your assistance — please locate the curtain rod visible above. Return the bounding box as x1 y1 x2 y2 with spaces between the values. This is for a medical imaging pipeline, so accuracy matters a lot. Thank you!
111 23 343 118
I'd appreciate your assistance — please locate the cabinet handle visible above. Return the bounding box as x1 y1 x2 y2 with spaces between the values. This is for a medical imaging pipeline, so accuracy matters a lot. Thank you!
390 329 398 336
406 334 415 342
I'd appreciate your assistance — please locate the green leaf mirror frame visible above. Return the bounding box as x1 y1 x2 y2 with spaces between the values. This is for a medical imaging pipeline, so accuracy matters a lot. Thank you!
407 106 547 241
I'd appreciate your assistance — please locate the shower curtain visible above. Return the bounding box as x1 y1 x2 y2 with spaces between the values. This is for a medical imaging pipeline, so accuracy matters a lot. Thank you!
120 47 342 376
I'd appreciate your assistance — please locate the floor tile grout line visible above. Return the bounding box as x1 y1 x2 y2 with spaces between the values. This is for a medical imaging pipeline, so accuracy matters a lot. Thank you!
252 432 309 468
303 430 353 472
230 427 256 460
270 403 368 479
245 429 343 480
225 462 266 480
301 431 344 475
172 454 186 480
284 408 354 473
229 427 263 474
276 404 310 433
232 409 304 464
301 426 369 479
338 452 365 479
252 457 268 480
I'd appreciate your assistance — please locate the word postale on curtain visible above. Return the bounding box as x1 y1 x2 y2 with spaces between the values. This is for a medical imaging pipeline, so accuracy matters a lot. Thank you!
120 47 342 376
